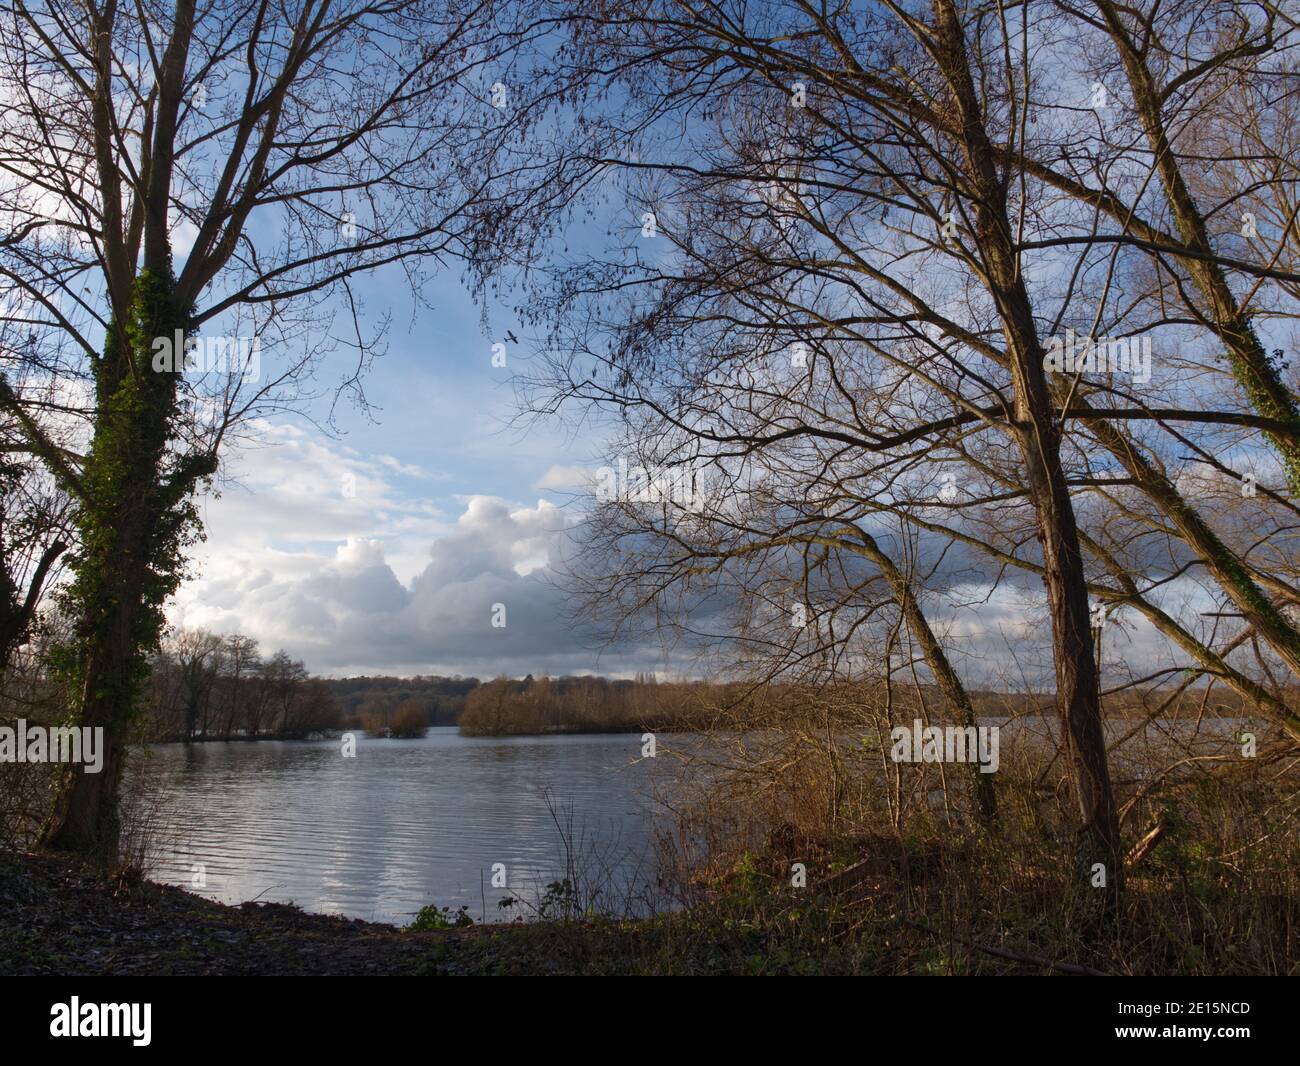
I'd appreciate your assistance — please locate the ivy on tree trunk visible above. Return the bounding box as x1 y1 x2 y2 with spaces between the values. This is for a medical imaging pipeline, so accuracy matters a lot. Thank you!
42 268 214 859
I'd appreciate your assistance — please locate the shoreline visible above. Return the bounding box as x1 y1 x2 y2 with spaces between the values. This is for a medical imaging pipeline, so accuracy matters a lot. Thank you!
133 723 699 744
0 850 586 977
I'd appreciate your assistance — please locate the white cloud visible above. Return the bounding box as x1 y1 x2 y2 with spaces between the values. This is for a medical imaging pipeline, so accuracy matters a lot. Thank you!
171 428 665 677
534 463 597 493
169 424 1205 686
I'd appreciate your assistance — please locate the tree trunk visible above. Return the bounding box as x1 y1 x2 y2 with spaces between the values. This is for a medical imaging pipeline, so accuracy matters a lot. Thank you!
42 602 141 856
930 0 1122 891
854 527 997 823
1095 0 1300 496
0 539 66 673
42 270 209 858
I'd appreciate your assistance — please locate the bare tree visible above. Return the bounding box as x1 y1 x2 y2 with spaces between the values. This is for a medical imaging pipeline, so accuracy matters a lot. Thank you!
170 627 223 740
218 632 260 738
525 0 1300 892
0 0 585 856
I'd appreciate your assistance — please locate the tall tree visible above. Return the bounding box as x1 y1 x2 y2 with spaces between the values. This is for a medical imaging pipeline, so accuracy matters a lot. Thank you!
525 0 1300 884
0 0 574 857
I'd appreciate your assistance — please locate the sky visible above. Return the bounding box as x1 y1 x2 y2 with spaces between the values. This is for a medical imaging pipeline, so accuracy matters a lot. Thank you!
114 10 1286 689
5 60 675 682
166 263 667 680
163 253 1185 687
157 202 1207 687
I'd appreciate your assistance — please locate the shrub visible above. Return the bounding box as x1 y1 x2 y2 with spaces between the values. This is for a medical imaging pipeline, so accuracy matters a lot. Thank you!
389 699 429 738
410 904 474 930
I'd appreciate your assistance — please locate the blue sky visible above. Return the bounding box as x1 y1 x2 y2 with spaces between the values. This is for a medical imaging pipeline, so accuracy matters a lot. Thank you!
168 260 646 679
154 22 1292 690
161 189 1252 689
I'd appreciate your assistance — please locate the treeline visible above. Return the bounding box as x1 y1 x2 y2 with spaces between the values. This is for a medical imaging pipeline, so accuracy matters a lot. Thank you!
324 675 478 733
138 632 489 741
138 631 341 742
137 636 726 741
133 639 1295 745
458 673 716 736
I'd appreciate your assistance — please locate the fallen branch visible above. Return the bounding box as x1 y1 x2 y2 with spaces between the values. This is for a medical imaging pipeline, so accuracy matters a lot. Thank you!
903 919 1111 976
1125 820 1167 869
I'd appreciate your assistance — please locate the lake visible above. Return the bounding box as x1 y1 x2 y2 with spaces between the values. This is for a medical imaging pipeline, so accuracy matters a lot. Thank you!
127 715 1256 926
129 728 675 925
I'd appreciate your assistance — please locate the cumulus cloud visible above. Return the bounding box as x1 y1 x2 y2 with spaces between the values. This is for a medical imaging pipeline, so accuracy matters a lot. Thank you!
170 422 1213 685
172 429 671 676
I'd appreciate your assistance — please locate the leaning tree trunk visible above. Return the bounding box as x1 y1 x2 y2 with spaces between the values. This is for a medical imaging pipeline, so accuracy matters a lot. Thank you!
1093 0 1300 497
0 538 66 674
850 527 997 823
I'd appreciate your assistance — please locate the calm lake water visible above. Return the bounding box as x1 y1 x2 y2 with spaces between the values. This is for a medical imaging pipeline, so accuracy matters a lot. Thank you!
129 728 674 925
127 715 1256 926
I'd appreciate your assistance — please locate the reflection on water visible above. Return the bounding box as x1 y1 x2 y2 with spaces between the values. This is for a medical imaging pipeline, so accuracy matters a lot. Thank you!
128 728 671 924
127 715 1258 925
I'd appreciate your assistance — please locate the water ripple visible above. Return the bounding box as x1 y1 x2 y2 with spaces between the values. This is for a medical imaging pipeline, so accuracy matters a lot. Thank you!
129 728 674 924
